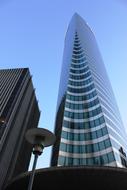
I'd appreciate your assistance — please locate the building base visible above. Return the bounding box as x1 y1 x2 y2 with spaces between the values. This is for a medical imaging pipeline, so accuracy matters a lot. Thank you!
5 166 127 190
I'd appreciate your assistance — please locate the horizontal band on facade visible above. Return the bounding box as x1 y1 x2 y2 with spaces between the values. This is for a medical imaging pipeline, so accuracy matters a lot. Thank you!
65 97 99 110
61 125 107 138
70 64 88 70
64 106 102 120
68 78 93 87
73 42 81 45
69 75 91 82
71 58 86 64
60 134 109 145
65 103 100 113
68 81 93 89
67 88 95 96
69 69 90 76
71 54 86 60
69 71 91 80
58 147 113 158
72 54 86 60
62 115 105 130
62 123 106 133
59 139 111 155
71 62 87 69
66 95 98 104
64 112 103 122
66 90 97 102
72 50 84 55
73 47 82 51
67 84 95 94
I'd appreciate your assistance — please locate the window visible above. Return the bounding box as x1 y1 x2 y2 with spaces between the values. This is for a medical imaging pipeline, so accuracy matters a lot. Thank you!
73 145 79 153
108 152 115 162
86 144 93 153
60 143 66 151
58 156 65 165
99 116 105 124
84 112 89 118
85 132 91 140
102 127 108 135
104 139 111 148
90 120 95 128
79 104 83 109
102 154 108 164
89 111 93 117
84 122 90 129
87 158 94 165
94 157 100 165
67 144 73 152
92 131 97 139
81 158 86 165
80 133 85 140
61 131 68 139
99 141 105 150
68 157 73 165
97 129 102 138
73 158 80 165
93 143 99 152
69 133 73 140
95 119 100 126
74 133 79 141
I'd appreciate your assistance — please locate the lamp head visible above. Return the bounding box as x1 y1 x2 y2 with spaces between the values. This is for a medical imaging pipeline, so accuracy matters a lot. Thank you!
25 128 56 147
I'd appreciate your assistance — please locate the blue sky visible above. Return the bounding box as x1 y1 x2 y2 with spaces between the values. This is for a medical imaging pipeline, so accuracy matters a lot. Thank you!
0 0 127 169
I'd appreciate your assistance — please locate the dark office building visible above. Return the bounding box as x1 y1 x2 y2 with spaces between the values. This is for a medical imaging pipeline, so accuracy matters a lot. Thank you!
51 13 127 167
0 68 40 189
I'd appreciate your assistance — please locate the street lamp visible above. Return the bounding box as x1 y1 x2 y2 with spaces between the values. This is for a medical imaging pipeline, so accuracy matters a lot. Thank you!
25 128 56 190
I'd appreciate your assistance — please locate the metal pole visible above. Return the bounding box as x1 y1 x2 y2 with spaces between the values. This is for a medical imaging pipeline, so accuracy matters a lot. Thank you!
27 154 38 190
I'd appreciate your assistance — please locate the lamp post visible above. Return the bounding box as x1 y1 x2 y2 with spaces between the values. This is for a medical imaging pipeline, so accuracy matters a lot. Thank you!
25 128 56 190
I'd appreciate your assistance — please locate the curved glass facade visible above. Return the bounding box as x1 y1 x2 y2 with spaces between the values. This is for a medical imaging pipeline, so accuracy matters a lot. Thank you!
51 14 127 168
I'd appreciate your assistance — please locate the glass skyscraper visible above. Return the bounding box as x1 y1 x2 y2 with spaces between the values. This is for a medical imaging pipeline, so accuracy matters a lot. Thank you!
51 13 127 168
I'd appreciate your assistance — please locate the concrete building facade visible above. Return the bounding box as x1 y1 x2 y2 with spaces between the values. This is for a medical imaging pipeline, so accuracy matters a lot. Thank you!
0 68 40 189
